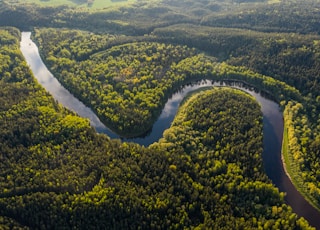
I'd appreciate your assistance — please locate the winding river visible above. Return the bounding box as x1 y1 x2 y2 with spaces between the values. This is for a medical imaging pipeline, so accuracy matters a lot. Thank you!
20 32 320 228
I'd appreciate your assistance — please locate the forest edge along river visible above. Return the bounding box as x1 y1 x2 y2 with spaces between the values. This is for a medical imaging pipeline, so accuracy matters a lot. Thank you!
20 31 320 229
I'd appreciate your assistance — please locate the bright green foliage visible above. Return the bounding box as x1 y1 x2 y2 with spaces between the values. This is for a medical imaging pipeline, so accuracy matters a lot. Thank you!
34 28 199 136
282 101 320 210
152 21 320 213
31 21 320 218
0 28 313 229
155 88 265 180
34 27 307 137
0 0 320 228
154 24 320 96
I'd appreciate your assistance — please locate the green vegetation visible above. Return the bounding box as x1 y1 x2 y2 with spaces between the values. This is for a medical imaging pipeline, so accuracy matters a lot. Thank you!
4 0 135 9
0 33 312 227
282 102 320 212
1 0 320 228
33 27 305 137
2 0 320 35
34 27 203 136
153 24 320 96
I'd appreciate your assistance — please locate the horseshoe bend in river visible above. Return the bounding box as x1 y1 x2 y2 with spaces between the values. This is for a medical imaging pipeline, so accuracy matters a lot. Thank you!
20 31 320 228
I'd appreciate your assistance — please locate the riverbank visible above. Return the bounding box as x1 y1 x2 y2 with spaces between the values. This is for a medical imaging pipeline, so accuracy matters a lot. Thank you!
282 125 320 213
20 31 320 227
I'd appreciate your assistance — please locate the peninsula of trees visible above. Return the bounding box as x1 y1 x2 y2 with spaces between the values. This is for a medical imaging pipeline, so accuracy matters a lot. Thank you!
0 0 320 228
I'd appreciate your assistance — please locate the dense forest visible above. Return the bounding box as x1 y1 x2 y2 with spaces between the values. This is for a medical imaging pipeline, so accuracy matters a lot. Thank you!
0 29 307 229
32 27 306 137
1 0 320 228
0 27 312 229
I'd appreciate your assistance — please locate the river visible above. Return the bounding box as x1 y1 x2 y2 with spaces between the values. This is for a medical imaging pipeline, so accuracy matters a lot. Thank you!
20 31 320 228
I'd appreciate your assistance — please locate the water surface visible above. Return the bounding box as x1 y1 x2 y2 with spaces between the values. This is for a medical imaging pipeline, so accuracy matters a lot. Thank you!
20 31 320 229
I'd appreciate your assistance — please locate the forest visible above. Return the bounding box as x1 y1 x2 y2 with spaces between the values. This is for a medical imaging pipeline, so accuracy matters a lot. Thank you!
1 0 320 228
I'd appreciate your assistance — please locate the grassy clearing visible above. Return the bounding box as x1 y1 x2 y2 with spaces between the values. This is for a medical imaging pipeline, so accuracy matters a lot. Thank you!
5 0 136 9
90 0 136 9
282 125 320 212
268 0 281 4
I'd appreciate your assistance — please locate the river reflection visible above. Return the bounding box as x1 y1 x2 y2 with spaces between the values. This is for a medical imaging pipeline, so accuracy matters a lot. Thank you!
20 32 320 229
20 32 108 133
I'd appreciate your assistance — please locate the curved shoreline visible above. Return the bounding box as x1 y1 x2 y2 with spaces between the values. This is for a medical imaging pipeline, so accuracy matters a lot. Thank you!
282 125 320 213
20 31 320 228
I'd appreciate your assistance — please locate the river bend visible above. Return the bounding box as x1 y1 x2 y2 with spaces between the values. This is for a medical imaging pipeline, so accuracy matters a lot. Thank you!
20 32 320 228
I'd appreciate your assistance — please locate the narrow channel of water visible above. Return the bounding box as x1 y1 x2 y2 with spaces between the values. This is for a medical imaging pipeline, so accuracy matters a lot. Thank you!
20 32 320 228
